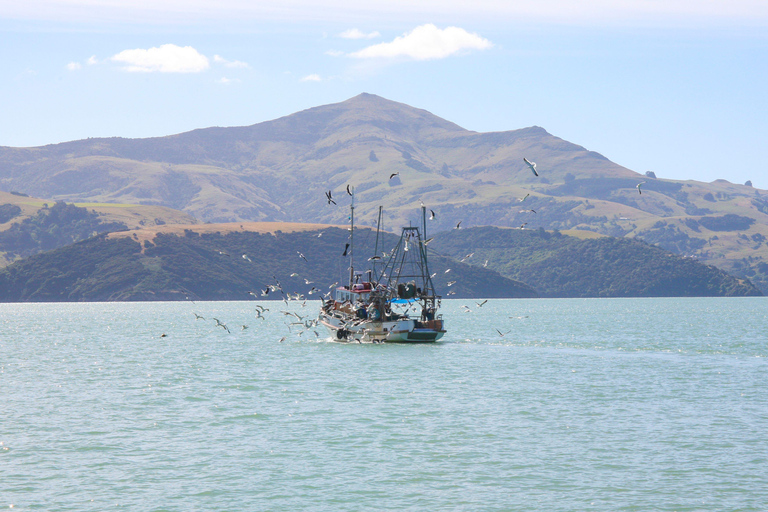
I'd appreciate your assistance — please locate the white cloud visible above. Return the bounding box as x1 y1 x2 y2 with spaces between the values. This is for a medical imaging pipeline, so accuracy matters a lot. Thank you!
213 54 249 68
350 24 492 60
300 74 322 81
87 55 98 65
325 50 344 57
339 28 381 39
66 61 81 70
216 76 240 84
111 44 209 73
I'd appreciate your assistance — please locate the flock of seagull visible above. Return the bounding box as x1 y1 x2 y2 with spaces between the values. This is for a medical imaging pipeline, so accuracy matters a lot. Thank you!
188 268 334 341
166 159 646 342
326 158 646 234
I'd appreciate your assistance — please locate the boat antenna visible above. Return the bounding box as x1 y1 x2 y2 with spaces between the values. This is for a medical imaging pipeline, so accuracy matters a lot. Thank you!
373 205 383 277
421 205 436 297
422 205 427 245
349 186 355 288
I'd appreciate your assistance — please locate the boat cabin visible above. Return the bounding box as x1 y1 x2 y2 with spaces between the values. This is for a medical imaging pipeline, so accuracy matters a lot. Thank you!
335 281 373 302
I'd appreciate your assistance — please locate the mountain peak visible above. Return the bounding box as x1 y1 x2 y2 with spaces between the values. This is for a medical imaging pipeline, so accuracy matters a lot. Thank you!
286 93 468 140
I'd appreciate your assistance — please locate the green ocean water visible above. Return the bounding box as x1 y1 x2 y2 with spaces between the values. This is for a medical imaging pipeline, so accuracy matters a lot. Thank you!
2 298 767 511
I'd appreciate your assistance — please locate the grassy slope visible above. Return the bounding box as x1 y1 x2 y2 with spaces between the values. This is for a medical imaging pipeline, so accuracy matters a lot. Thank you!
0 191 198 266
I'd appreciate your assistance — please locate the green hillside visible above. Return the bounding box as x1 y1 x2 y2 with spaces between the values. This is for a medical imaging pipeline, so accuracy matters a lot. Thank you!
428 226 761 298
1 93 766 291
0 226 536 302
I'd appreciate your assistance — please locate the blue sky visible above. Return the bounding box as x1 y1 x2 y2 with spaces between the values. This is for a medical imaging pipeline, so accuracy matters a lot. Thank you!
2 1 767 188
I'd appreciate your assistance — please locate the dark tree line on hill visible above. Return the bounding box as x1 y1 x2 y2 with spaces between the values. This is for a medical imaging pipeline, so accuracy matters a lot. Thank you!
0 228 535 302
0 223 760 302
428 227 761 298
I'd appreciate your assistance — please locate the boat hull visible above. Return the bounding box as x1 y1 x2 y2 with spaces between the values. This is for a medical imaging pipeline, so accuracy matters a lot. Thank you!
318 312 445 343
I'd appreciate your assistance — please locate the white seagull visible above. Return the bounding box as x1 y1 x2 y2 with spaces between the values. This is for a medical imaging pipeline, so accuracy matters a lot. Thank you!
523 157 539 177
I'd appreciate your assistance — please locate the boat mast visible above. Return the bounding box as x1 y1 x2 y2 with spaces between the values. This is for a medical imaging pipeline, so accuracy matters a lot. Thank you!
349 186 355 287
373 205 383 277
420 206 436 298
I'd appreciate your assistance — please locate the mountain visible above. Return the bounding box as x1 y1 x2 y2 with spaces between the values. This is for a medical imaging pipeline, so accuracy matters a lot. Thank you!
0 223 537 302
0 93 634 226
1 93 766 292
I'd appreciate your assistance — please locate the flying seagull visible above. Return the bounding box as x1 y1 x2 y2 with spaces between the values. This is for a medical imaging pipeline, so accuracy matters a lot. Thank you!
325 190 336 205
194 312 205 320
429 209 436 220
343 243 350 257
389 172 399 180
242 254 252 262
520 209 537 214
213 318 231 334
519 193 530 202
455 221 462 229
523 157 538 177
496 328 511 337
346 184 353 196
476 300 488 308
637 181 646 195
297 251 308 262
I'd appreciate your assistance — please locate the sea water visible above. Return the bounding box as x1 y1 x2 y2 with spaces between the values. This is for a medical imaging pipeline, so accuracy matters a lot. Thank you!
2 298 767 511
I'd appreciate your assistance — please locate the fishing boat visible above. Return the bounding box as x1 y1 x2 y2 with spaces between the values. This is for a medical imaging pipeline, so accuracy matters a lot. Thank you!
318 193 445 343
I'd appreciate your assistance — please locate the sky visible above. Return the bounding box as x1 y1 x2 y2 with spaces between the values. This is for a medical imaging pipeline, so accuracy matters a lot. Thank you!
2 0 767 189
